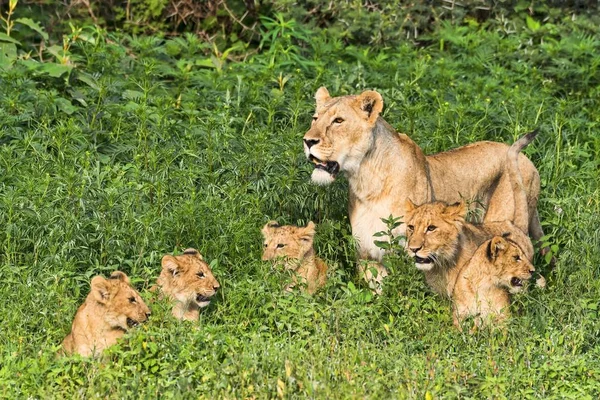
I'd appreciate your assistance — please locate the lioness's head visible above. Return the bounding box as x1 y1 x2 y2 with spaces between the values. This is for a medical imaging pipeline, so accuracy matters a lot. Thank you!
303 87 384 185
159 249 220 308
486 235 535 294
261 221 315 265
404 200 467 271
91 271 151 331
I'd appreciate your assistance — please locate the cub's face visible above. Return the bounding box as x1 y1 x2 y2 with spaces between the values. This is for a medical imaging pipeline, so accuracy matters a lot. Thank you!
404 200 466 271
261 221 315 265
160 249 220 308
90 271 150 331
303 87 384 185
486 236 535 294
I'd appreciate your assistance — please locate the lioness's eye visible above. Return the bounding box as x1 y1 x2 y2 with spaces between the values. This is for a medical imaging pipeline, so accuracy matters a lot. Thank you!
407 225 414 231
333 117 344 124
197 272 206 279
513 255 521 262
264 243 268 247
312 116 318 121
129 297 136 304
277 243 285 249
427 225 437 232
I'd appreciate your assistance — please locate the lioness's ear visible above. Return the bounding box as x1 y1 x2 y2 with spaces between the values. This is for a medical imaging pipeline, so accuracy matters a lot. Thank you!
108 270 130 284
162 255 182 277
356 90 383 123
315 87 331 109
183 248 203 260
300 221 316 242
91 276 111 304
487 236 507 261
444 201 467 220
262 221 279 237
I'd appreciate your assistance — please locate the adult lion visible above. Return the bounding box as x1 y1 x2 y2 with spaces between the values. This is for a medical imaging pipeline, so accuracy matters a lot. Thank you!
303 87 542 290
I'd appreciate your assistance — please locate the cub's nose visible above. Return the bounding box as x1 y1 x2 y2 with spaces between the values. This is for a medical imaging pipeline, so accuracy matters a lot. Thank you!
409 246 422 254
304 139 319 149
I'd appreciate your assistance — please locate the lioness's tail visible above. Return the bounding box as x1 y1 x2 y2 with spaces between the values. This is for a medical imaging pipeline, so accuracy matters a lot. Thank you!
508 130 539 233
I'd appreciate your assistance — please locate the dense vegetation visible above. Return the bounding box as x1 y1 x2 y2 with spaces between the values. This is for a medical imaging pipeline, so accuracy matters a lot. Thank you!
1 1 599 398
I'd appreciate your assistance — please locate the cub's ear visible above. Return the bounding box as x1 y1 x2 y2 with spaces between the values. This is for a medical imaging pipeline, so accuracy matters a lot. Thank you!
444 201 467 220
300 221 316 242
355 90 383 123
91 276 111 304
183 248 203 260
315 87 331 109
161 255 183 277
108 270 130 284
487 236 507 261
262 221 279 237
405 199 418 214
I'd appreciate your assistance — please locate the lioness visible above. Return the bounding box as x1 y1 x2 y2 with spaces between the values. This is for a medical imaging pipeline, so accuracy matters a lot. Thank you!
404 131 538 297
61 271 150 357
156 248 220 321
452 234 535 330
262 221 327 294
303 87 542 289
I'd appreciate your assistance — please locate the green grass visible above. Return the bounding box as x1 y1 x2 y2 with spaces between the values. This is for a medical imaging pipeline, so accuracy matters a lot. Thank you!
1 18 600 399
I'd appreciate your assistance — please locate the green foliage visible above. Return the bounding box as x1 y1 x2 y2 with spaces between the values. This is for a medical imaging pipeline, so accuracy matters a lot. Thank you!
1 11 600 398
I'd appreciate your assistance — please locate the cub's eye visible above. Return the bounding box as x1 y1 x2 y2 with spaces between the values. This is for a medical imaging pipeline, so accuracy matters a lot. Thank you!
263 243 268 247
276 243 285 249
407 225 414 232
312 116 318 121
426 225 437 232
197 272 206 279
513 255 521 262
129 297 136 304
333 117 344 124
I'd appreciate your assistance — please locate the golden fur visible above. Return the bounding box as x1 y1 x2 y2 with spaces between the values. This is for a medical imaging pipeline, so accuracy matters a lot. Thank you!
261 221 327 294
452 235 535 330
403 131 538 297
61 271 150 357
156 248 220 321
303 87 542 290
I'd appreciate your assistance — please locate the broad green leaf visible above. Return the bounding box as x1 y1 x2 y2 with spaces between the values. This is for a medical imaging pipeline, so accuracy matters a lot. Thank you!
77 72 100 91
526 16 541 31
0 33 21 45
14 18 49 41
39 63 72 77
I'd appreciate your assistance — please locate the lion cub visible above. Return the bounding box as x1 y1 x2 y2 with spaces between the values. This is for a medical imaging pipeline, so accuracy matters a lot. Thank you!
156 248 220 321
452 234 535 329
61 271 150 357
404 131 538 297
261 221 327 294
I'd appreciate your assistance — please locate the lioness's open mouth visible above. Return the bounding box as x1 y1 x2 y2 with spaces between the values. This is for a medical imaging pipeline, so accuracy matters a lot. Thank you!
126 318 139 328
309 155 340 176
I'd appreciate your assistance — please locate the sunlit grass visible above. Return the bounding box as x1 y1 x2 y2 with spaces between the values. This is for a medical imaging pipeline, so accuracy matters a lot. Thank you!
0 18 599 398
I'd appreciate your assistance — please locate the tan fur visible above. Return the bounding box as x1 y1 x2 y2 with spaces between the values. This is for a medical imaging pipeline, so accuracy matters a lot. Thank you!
155 248 220 321
61 271 150 357
303 87 542 290
452 235 535 330
261 221 327 295
403 132 538 297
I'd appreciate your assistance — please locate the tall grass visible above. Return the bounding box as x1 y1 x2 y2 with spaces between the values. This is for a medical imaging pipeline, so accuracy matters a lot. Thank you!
0 17 599 398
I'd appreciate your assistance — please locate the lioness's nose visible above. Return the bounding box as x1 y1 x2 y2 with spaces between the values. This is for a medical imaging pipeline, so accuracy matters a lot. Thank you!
304 138 319 149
